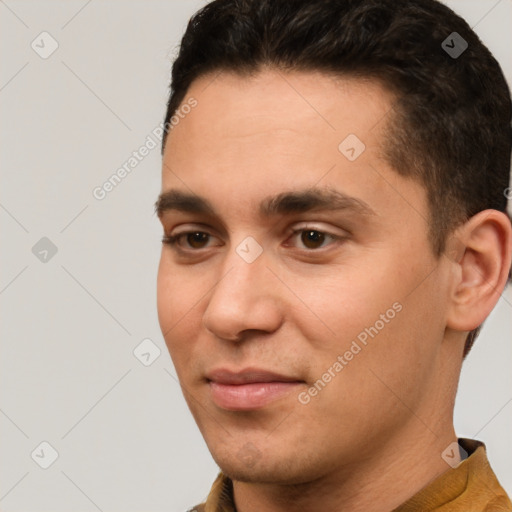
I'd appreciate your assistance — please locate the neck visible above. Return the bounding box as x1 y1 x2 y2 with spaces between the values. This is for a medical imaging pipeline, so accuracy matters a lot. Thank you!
232 422 459 512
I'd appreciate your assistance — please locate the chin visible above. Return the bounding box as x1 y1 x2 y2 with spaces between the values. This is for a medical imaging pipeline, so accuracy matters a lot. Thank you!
209 444 322 486
216 461 290 484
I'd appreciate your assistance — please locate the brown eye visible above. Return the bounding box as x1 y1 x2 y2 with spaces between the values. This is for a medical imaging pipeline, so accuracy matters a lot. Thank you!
284 227 341 251
186 232 210 248
162 229 222 252
300 230 327 249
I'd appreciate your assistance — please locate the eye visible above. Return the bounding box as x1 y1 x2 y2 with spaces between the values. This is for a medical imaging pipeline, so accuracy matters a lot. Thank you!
162 226 344 253
286 228 341 250
162 231 219 250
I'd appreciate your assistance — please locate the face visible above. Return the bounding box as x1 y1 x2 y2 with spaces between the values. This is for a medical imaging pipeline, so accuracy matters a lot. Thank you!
157 70 454 485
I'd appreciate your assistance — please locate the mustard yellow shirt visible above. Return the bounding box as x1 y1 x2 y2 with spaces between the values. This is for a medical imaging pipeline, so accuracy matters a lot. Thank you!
191 439 511 512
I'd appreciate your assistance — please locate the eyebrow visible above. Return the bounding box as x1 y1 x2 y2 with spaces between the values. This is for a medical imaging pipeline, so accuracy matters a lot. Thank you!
155 187 376 218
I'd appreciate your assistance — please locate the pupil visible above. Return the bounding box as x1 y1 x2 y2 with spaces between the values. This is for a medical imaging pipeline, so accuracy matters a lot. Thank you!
302 230 324 248
188 232 207 248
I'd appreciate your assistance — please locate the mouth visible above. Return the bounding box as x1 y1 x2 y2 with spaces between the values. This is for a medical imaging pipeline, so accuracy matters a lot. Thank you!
205 368 304 411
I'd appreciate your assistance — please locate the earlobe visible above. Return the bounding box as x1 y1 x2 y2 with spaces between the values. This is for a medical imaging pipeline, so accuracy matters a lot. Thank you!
446 210 512 332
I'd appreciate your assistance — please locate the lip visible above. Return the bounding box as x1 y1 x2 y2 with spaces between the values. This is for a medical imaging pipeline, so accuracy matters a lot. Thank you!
206 368 303 410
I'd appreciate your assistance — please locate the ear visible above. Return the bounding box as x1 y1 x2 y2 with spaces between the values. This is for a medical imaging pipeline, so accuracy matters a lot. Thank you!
445 210 512 332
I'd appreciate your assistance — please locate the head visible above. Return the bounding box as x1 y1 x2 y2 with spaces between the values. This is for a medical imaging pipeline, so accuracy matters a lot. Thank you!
156 0 512 485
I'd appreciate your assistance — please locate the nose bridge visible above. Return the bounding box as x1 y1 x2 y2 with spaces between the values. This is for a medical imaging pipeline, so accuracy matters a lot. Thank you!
215 232 270 298
211 244 270 311
202 241 282 340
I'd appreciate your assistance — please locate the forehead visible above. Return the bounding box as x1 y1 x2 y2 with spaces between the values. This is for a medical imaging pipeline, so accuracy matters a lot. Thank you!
165 69 395 161
161 69 427 227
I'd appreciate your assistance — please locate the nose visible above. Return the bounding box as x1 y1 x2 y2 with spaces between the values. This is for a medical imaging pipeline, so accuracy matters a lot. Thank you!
202 249 283 342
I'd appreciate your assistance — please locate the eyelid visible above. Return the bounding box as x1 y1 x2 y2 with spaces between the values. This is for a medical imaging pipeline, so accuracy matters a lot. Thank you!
284 224 347 250
288 222 348 237
164 227 223 251
167 222 222 240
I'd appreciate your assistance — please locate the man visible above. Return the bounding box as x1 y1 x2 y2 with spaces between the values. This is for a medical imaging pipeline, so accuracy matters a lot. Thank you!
155 0 512 510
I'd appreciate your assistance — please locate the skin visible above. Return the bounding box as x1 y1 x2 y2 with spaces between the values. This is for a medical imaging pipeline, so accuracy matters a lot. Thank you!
156 69 512 512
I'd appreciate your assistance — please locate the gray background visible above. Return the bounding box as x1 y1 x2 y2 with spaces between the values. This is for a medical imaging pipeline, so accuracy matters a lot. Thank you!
0 1 511 511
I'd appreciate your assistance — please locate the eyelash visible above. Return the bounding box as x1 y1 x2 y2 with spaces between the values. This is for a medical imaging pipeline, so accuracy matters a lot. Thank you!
161 227 343 252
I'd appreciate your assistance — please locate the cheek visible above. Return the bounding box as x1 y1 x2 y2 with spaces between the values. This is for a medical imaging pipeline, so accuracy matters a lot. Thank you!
294 304 435 446
287 249 442 379
156 258 200 345
157 257 219 377
283 263 399 354
310 272 444 417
